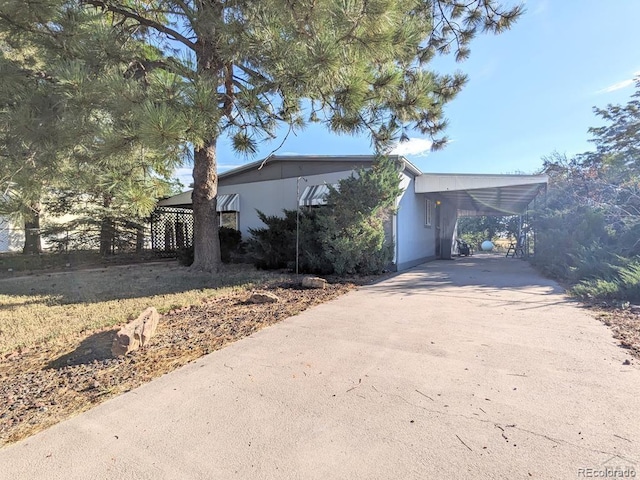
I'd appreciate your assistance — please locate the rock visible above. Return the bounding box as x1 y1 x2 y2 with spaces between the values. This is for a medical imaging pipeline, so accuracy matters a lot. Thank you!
302 276 327 289
111 307 160 357
623 359 631 366
246 292 280 304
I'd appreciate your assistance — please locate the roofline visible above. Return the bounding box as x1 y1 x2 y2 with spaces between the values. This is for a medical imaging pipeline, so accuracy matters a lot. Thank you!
420 172 548 182
218 154 423 180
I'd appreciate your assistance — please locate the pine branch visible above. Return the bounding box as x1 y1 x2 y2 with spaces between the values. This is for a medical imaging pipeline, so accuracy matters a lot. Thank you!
81 0 197 51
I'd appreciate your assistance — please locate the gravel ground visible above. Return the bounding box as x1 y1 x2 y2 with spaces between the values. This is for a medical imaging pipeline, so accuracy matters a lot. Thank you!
0 282 354 447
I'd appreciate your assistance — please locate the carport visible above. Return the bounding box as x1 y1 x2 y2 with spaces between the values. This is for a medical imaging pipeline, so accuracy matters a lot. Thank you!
415 173 548 259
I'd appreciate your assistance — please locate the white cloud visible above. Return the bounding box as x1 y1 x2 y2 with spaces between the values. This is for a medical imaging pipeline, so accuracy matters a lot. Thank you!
599 71 640 93
390 137 433 157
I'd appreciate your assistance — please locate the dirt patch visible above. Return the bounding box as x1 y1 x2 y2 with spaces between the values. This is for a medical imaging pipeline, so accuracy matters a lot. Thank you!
590 306 640 360
0 282 355 447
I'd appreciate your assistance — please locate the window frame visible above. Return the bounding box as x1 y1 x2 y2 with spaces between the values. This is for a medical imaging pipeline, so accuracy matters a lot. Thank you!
217 211 239 230
425 198 433 227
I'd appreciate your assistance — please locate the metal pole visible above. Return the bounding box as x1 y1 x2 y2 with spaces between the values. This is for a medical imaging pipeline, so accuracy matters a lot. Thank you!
296 176 307 274
296 178 300 275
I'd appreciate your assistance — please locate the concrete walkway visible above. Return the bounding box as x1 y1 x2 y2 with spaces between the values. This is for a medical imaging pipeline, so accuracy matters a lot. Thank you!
1 256 638 479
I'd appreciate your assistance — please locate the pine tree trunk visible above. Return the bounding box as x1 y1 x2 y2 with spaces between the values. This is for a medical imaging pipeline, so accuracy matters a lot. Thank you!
136 224 145 253
191 139 221 272
190 26 223 273
23 205 42 255
99 217 114 255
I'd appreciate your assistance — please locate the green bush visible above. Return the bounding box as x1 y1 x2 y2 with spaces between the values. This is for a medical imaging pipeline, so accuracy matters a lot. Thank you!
531 205 613 282
247 156 401 276
246 208 333 273
219 226 243 262
246 210 297 270
177 226 242 266
316 209 393 275
572 260 640 303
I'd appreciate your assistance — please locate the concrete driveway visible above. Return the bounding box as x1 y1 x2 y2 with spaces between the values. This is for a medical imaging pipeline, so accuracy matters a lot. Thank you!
1 256 638 479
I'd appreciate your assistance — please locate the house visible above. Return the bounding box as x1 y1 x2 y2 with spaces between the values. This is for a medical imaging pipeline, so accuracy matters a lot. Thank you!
0 215 24 253
154 155 548 270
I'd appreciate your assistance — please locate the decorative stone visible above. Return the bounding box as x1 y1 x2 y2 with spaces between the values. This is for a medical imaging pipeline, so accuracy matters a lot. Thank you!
111 307 160 357
302 276 327 289
247 292 280 304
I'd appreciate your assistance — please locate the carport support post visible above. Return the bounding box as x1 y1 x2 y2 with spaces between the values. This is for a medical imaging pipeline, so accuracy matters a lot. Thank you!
439 202 458 260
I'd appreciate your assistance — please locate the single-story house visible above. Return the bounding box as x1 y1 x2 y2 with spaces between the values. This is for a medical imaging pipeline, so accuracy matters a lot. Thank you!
154 155 548 271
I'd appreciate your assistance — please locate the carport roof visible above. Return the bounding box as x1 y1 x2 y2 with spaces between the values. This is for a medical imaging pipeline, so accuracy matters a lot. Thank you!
415 173 548 215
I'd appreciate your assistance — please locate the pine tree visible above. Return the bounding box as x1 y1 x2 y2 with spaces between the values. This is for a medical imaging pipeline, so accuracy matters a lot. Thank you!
2 0 522 270
0 16 71 253
0 3 182 254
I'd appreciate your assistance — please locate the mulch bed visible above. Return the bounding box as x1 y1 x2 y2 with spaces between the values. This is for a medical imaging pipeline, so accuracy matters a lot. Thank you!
590 306 640 360
0 282 355 447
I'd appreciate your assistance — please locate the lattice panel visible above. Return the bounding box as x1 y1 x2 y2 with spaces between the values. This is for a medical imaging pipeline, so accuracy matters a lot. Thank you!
150 207 194 255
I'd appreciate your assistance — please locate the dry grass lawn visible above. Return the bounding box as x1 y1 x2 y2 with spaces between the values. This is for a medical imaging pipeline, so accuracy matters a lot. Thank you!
0 261 356 446
0 262 284 355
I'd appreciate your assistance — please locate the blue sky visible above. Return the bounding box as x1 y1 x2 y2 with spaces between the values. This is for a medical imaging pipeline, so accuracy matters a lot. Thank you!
175 0 640 186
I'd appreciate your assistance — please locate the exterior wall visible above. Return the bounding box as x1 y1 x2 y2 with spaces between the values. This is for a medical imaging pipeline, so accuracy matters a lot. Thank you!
217 170 360 238
219 158 376 186
394 174 437 271
0 216 24 253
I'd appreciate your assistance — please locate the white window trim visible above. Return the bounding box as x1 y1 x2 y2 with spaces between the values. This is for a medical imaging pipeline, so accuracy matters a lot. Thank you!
425 199 433 227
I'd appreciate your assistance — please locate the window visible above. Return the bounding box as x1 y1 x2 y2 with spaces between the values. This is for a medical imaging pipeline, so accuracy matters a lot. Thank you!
425 199 433 227
218 212 238 230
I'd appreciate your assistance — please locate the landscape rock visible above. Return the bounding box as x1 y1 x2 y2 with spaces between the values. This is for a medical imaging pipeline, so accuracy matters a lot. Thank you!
246 292 280 304
302 276 327 289
111 307 160 357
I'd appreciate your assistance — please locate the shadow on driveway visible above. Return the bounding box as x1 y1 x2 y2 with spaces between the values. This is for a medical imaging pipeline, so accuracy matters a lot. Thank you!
374 254 565 294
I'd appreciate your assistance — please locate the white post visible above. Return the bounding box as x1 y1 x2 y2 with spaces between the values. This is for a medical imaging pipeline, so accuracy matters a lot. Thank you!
296 176 306 274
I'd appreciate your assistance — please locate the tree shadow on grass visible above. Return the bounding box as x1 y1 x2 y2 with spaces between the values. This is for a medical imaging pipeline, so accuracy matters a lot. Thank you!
0 262 274 306
47 329 118 369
